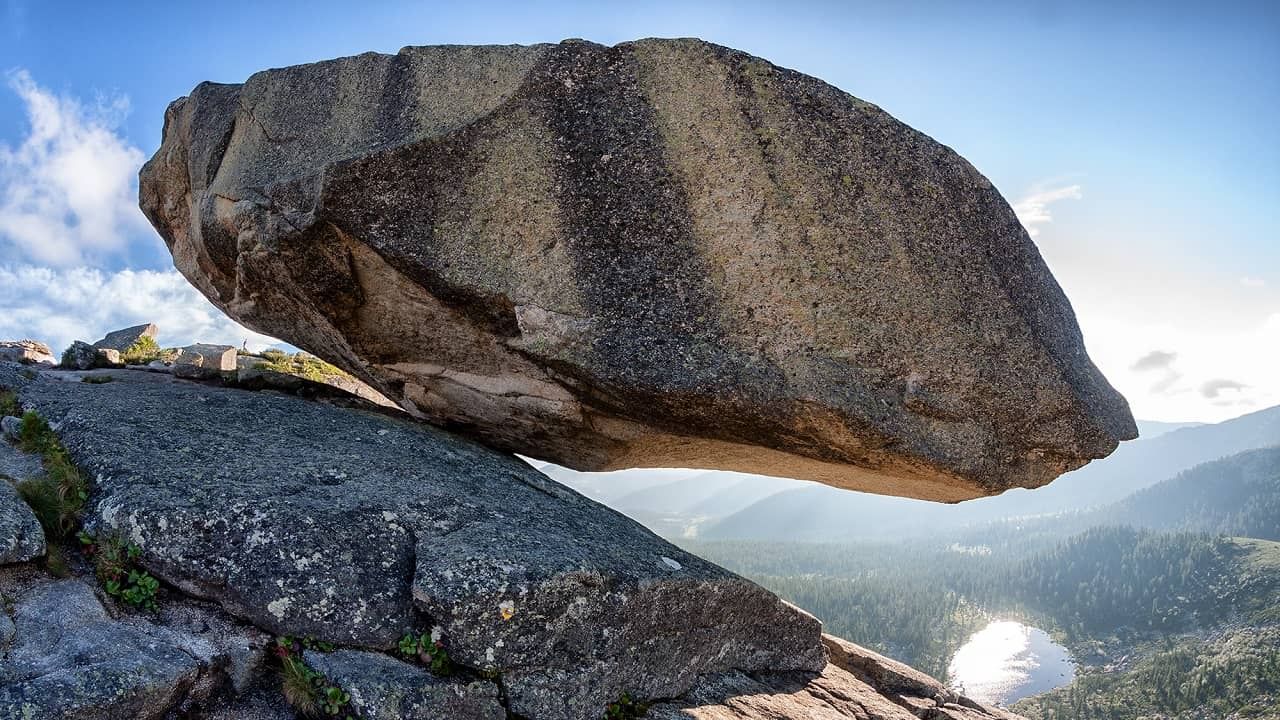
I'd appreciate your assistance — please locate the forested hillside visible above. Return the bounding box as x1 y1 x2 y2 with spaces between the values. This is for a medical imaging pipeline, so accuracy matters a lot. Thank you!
1013 540 1280 720
682 529 1266 678
1094 446 1280 540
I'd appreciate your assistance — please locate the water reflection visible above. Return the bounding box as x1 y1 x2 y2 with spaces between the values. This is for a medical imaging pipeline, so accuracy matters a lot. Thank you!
947 620 1076 705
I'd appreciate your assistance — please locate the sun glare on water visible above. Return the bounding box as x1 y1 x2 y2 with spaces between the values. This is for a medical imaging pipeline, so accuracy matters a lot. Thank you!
948 620 1075 706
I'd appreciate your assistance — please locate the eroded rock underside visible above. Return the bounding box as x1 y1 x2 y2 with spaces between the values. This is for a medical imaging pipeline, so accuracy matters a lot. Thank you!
0 365 1021 719
140 38 1135 502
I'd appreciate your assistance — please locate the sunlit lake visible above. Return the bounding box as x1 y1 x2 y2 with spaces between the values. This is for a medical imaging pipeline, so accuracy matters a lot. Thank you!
947 620 1076 706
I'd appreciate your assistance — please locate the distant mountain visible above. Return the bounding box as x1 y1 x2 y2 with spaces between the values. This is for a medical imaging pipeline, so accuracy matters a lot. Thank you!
700 405 1280 542
532 465 698 506
1135 419 1204 439
533 464 794 538
1092 446 1280 540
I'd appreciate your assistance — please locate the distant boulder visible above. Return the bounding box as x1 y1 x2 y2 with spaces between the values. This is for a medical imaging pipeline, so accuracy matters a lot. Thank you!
91 323 158 353
0 341 55 366
60 341 98 370
172 343 236 379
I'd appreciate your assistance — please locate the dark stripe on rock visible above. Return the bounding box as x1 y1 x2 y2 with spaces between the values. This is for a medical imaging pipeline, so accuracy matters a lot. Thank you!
536 42 723 384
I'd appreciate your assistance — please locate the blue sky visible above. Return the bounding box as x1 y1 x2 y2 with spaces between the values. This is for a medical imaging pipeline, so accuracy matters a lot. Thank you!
1 0 1277 421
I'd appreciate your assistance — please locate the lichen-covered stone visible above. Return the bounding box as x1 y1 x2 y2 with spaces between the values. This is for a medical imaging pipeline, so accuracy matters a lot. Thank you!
139 38 1135 502
0 580 205 719
0 416 21 442
0 441 40 485
304 649 505 720
0 481 44 564
1 366 824 720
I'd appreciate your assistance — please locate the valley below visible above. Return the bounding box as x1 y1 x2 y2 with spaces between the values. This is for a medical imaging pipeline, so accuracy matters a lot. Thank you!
553 411 1280 719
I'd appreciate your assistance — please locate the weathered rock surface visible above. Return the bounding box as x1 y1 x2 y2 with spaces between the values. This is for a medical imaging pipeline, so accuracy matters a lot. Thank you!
95 347 123 367
0 366 825 719
305 649 506 720
641 636 1025 720
0 439 41 482
823 635 1023 719
0 416 21 442
92 322 158 352
645 665 921 719
140 37 1135 501
0 580 207 719
0 480 44 564
61 340 98 369
0 340 55 366
0 364 1024 720
173 343 237 377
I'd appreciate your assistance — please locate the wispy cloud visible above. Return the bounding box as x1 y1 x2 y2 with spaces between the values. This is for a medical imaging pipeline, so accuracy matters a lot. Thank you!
1012 183 1082 238
1240 276 1266 288
0 70 149 266
1200 378 1247 400
0 265 280 354
1131 350 1177 372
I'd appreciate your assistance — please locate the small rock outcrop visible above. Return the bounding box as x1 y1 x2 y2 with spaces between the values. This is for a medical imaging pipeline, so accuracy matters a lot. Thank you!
1 366 822 719
0 580 210 719
0 481 44 564
0 364 1024 719
0 341 55 366
140 38 1135 501
172 343 237 378
60 340 98 370
92 323 158 353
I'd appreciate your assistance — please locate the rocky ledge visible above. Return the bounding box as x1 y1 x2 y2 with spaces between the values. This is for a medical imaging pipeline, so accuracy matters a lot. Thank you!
0 364 1022 719
140 37 1135 502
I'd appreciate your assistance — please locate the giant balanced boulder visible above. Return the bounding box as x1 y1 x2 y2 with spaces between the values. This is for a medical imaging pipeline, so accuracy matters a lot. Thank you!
139 38 1136 501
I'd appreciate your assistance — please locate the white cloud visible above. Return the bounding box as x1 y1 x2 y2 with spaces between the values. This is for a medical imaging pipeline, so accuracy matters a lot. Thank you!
0 264 281 354
0 70 150 266
1241 276 1266 288
1012 184 1082 238
1080 308 1280 423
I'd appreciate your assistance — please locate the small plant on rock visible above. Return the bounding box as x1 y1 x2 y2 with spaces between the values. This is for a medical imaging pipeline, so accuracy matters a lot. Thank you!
79 532 160 611
274 636 358 719
121 336 161 365
0 388 19 416
16 410 58 457
397 631 453 676
603 692 649 720
12 409 88 540
81 374 114 384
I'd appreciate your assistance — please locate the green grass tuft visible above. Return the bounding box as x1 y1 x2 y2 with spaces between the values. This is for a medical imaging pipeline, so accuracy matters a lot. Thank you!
0 389 19 416
81 375 114 384
604 692 649 720
11 409 88 540
253 352 350 383
274 637 356 719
